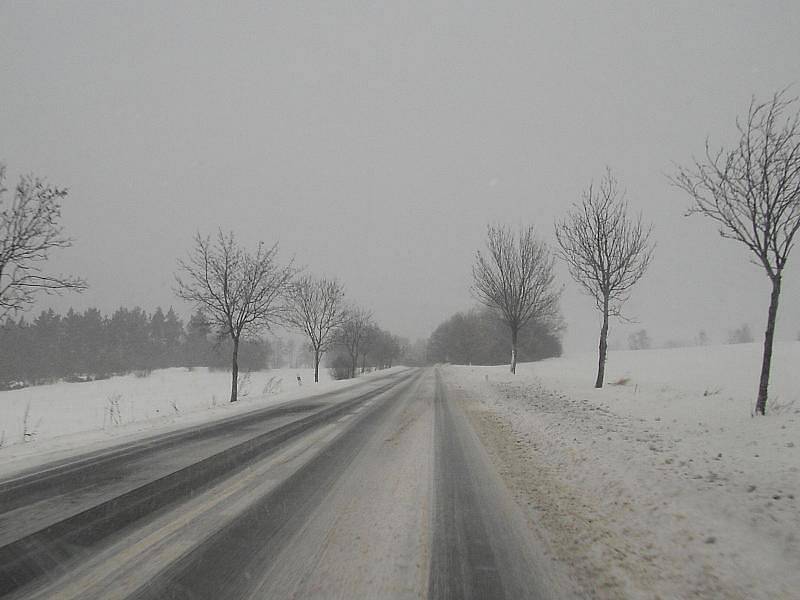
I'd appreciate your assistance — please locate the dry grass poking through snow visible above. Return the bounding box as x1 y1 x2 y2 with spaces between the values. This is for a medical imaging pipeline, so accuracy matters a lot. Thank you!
445 342 800 600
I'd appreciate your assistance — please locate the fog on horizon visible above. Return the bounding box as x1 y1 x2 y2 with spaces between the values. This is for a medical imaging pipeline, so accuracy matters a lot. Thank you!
2 2 799 353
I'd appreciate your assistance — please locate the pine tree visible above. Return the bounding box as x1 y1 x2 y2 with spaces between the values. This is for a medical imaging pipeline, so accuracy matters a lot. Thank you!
150 307 167 368
163 307 184 367
185 311 212 367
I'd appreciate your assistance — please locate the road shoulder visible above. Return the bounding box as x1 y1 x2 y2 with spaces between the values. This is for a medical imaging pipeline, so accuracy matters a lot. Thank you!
433 368 581 600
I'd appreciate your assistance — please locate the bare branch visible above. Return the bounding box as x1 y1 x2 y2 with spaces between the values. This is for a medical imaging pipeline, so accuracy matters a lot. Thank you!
285 275 347 381
554 168 653 387
554 168 654 318
0 165 87 319
670 90 800 280
471 224 561 373
670 89 800 415
335 305 373 378
175 229 295 341
174 229 295 401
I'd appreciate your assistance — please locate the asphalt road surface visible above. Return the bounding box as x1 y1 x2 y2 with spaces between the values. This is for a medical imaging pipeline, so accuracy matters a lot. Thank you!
0 368 563 599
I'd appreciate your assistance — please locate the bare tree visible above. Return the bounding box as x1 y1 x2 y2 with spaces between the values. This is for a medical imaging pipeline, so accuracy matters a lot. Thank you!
472 224 561 374
370 327 402 370
285 275 347 383
358 323 379 374
555 169 654 388
0 165 87 318
175 230 294 402
628 328 651 351
728 323 754 345
336 306 373 379
672 90 800 415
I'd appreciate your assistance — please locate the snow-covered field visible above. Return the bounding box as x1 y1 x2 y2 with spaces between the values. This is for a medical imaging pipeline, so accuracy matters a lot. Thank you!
445 341 800 599
0 366 400 480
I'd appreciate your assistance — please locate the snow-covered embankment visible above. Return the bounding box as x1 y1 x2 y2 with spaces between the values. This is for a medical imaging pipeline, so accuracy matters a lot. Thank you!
445 342 800 599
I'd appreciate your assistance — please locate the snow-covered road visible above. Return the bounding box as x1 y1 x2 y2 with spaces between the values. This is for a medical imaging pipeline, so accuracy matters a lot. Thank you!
0 368 570 599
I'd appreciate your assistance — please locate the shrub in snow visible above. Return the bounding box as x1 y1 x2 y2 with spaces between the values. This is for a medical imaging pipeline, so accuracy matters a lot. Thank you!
628 329 651 350
727 324 754 344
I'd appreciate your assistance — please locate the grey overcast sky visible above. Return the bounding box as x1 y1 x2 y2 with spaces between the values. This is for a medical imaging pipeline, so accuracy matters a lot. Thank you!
2 1 799 351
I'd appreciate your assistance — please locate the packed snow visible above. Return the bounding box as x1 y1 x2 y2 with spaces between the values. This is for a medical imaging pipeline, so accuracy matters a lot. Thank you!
0 366 403 480
445 341 800 599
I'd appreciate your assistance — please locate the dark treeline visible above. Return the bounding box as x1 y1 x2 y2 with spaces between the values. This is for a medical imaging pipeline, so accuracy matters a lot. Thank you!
328 324 404 380
427 308 563 365
0 307 271 389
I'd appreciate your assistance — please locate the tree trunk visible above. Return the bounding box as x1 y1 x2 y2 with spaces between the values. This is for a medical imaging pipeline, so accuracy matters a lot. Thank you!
361 353 366 374
230 336 239 403
756 274 782 415
314 348 320 383
350 351 357 379
510 327 518 374
595 296 609 388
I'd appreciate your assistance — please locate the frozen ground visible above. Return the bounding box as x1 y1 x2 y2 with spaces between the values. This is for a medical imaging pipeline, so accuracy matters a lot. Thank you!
445 341 800 599
0 366 402 480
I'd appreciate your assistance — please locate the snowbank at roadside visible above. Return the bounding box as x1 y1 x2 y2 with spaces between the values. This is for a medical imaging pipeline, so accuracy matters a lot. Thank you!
446 342 800 599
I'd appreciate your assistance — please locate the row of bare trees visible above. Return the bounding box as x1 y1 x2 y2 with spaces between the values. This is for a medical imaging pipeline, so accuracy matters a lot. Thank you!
474 89 800 416
2 89 797 415
469 176 653 382
174 230 400 403
0 166 394 403
469 197 652 383
427 307 562 365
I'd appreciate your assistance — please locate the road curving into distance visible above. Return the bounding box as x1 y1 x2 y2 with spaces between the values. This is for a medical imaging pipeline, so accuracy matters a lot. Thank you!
0 367 567 599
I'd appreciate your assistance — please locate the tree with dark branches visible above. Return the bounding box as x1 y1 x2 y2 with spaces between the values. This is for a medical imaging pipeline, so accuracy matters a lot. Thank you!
358 323 377 375
0 164 87 319
175 230 295 402
472 224 561 374
555 168 654 388
285 275 347 383
672 89 800 415
336 306 373 379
